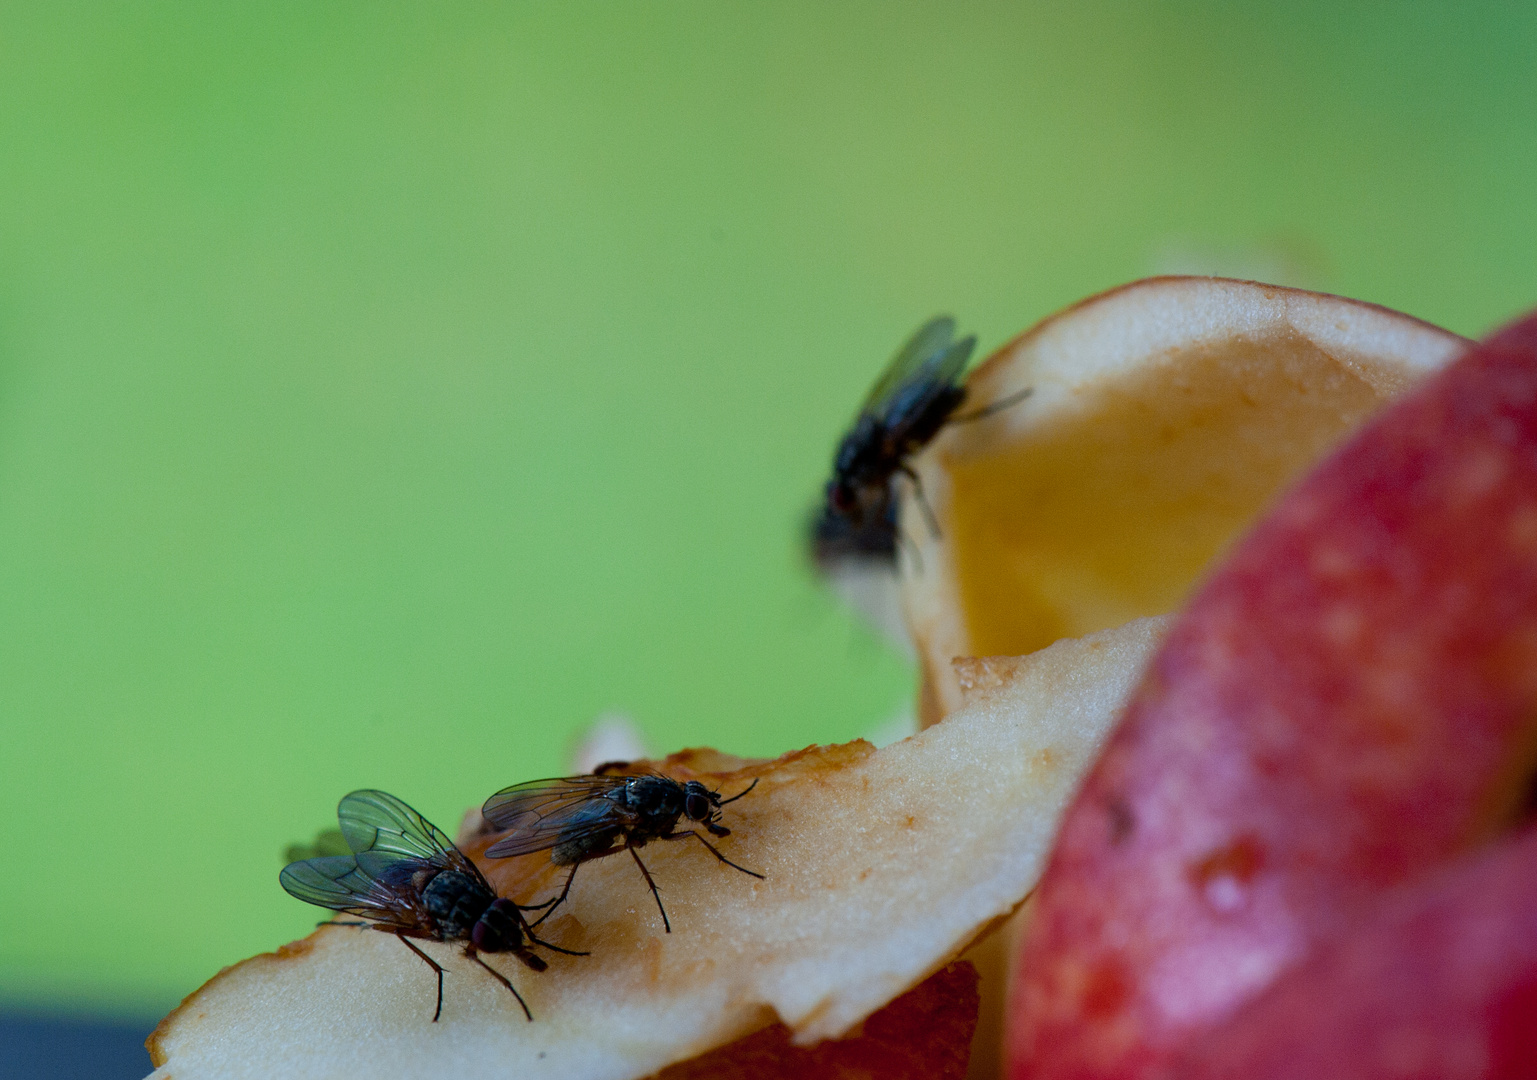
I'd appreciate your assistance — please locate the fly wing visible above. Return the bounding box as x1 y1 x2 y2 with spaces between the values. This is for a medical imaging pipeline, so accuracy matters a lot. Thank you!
481 776 633 858
335 788 494 885
862 316 971 424
876 337 975 443
278 854 428 928
280 855 381 913
338 789 456 862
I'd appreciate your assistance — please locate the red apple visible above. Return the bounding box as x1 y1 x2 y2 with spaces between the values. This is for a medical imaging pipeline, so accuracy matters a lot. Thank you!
1009 310 1537 1079
1172 826 1537 1080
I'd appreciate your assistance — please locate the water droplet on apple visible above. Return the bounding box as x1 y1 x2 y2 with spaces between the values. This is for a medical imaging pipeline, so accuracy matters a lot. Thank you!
1188 834 1265 915
1201 873 1249 913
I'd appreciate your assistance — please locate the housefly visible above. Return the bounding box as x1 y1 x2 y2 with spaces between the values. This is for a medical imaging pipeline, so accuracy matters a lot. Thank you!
481 774 762 933
819 315 1031 555
279 789 585 1022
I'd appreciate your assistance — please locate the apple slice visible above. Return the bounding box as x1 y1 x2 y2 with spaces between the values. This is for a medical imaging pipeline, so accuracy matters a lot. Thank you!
1172 826 1537 1080
900 277 1469 721
1009 311 1537 1078
148 617 1167 1080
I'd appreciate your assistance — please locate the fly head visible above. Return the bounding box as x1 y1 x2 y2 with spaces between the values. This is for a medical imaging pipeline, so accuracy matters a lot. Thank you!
682 780 718 823
470 897 531 955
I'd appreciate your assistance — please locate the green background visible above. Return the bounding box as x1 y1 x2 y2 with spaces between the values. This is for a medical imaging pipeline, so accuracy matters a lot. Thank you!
2 2 1534 1017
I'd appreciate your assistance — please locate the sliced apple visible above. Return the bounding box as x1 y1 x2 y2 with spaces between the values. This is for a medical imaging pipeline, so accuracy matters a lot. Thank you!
148 617 1167 1080
1009 311 1537 1078
902 276 1469 721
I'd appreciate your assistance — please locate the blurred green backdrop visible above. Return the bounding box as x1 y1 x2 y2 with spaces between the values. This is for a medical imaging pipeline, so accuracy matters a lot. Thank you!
2 1 1535 1017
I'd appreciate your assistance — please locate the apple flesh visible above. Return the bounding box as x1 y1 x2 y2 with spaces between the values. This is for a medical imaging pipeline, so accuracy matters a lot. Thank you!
1009 311 1537 1079
1171 826 1537 1080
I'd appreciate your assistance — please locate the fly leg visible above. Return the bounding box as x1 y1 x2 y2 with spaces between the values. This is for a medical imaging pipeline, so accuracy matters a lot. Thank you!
467 949 533 1022
897 464 941 540
522 934 580 958
716 777 759 805
893 525 924 575
525 935 589 958
530 863 582 928
948 385 1033 424
662 829 765 880
627 845 672 933
395 934 447 1023
523 928 590 958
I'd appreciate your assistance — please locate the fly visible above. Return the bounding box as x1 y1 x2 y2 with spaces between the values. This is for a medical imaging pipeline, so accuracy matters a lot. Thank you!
279 789 585 1021
818 315 1031 561
481 774 762 933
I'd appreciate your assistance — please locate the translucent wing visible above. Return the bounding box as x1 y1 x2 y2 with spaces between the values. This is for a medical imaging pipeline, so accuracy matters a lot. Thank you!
862 316 973 424
337 789 456 860
280 855 385 912
278 854 429 929
876 346 975 444
481 775 635 859
335 788 488 884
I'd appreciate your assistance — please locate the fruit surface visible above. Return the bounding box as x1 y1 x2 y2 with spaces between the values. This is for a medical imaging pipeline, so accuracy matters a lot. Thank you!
1171 827 1537 1080
900 276 1468 721
1009 311 1537 1079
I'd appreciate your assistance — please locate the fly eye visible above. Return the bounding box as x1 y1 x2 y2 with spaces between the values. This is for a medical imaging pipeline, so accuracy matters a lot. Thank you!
685 792 711 820
826 480 854 513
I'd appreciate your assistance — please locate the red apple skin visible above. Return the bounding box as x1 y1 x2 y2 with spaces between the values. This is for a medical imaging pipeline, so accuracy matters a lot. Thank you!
1171 826 1537 1080
1008 312 1537 1080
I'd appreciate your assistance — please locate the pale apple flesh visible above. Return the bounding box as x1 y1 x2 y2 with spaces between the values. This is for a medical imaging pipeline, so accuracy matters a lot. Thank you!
1171 826 1537 1080
149 617 1166 1080
1010 313 1537 1079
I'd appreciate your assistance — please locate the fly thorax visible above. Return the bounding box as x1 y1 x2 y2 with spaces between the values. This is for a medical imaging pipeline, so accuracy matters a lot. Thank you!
903 384 967 450
471 898 527 953
834 415 880 476
421 870 491 937
624 776 685 841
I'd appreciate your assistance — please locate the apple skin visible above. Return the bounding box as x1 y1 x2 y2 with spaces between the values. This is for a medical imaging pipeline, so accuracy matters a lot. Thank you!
1171 826 1537 1080
1008 311 1537 1080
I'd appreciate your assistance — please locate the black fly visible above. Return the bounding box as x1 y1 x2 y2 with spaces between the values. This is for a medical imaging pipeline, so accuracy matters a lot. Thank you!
279 789 585 1022
481 774 762 933
818 315 1031 559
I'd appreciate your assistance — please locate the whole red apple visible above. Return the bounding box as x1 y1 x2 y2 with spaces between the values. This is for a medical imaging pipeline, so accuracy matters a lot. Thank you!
1009 311 1537 1079
1172 826 1537 1080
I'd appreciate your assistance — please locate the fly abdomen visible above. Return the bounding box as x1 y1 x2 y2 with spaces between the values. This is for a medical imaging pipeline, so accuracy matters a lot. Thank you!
422 870 493 937
551 827 619 865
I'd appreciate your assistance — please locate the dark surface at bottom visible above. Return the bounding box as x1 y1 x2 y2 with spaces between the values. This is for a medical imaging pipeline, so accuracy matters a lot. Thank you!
1 1013 155 1080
